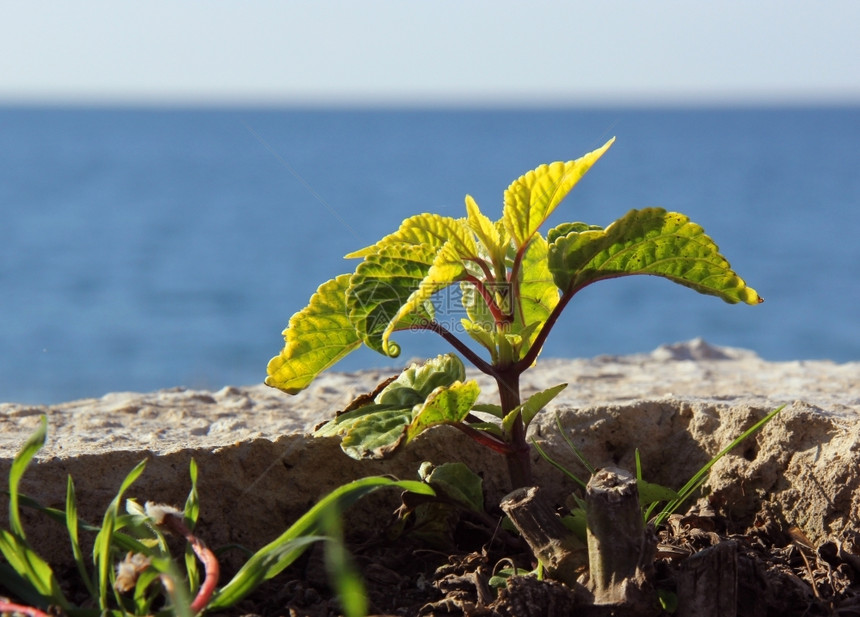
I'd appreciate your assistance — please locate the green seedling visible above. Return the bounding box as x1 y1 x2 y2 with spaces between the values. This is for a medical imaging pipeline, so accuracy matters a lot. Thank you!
267 138 762 487
0 416 434 617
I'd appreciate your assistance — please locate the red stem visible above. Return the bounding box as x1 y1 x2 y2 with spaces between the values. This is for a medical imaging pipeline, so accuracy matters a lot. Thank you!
161 514 220 614
515 279 603 372
507 241 529 322
466 256 496 285
451 422 515 455
0 601 53 617
414 319 498 378
462 273 509 326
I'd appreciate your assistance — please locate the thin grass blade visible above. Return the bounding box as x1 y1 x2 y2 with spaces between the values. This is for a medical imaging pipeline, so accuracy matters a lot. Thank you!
208 476 433 610
654 405 785 526
66 475 97 599
92 459 147 610
8 416 47 539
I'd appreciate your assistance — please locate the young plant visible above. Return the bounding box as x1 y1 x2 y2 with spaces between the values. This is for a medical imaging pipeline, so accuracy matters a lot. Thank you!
266 138 762 488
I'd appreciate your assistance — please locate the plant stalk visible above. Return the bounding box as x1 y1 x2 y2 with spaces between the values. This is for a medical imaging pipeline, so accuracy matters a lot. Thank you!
496 369 531 488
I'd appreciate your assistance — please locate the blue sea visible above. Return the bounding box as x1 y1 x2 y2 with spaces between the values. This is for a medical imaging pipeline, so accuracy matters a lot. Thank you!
1 106 858 404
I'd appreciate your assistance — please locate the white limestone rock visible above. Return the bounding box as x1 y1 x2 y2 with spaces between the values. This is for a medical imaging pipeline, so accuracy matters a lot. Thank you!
0 339 857 569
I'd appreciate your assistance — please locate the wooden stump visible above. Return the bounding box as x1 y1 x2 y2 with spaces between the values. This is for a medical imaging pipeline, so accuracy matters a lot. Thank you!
676 540 738 617
585 467 659 614
500 486 589 588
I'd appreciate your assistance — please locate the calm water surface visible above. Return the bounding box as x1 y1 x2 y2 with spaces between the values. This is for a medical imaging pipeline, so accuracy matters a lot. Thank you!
1 106 857 403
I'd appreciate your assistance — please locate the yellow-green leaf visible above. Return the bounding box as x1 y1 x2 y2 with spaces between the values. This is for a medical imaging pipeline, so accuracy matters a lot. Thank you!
346 213 477 260
406 380 481 442
548 208 763 305
383 241 467 353
347 243 438 356
266 274 362 394
314 355 476 460
341 409 414 459
515 234 559 352
465 195 508 268
503 138 615 248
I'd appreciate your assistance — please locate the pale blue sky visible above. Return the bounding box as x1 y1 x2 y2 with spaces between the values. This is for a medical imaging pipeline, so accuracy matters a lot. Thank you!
1 1 858 106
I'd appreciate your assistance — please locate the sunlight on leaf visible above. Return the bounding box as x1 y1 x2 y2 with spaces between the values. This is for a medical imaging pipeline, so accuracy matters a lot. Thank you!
315 355 477 460
383 241 466 354
347 243 437 356
406 380 481 441
345 213 477 260
266 274 362 394
465 195 508 268
503 138 614 248
515 234 559 355
548 208 763 304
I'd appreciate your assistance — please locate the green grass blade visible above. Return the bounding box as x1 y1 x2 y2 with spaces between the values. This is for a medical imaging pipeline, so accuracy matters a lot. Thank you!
144 554 193 617
0 416 70 609
0 529 68 607
208 476 433 610
531 437 588 490
66 475 97 599
554 414 596 475
14 494 69 527
321 504 367 617
183 459 201 594
654 405 785 527
0 562 44 607
92 459 147 611
8 416 48 539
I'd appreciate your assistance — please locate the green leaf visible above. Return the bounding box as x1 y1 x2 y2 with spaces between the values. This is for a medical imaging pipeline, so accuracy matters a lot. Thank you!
560 509 588 543
503 138 614 248
9 415 47 539
346 213 477 260
320 503 367 617
266 274 362 394
316 355 479 460
420 462 484 512
376 353 467 403
501 383 567 436
548 208 763 305
406 380 481 441
0 529 66 605
66 475 97 600
208 477 434 610
637 480 680 508
546 221 603 246
183 459 201 594
471 403 504 419
0 415 69 609
460 318 497 357
465 195 509 268
383 241 468 352
347 242 438 356
515 234 559 354
340 409 414 459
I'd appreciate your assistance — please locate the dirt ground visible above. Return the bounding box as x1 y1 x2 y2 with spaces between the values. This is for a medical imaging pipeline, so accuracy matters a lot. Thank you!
221 496 860 617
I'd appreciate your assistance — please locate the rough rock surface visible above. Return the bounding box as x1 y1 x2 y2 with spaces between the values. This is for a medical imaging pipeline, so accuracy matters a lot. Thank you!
1 339 858 570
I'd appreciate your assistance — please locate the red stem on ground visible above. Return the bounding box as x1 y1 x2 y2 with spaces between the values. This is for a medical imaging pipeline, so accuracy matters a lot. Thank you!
0 600 54 617
160 514 220 614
